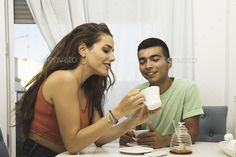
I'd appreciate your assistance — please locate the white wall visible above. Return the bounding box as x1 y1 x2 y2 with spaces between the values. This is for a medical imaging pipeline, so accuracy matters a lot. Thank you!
227 0 236 136
193 0 227 105
193 0 236 134
0 0 8 144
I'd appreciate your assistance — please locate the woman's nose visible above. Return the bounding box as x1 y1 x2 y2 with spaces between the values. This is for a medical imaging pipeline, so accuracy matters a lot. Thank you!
109 53 115 62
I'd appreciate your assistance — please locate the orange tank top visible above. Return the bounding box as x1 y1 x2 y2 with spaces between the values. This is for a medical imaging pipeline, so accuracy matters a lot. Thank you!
31 84 91 145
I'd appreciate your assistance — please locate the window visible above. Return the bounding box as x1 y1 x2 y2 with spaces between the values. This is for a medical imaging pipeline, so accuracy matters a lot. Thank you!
14 24 50 90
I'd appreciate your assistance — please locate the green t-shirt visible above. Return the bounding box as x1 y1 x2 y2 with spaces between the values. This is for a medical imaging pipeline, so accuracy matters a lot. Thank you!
137 78 203 135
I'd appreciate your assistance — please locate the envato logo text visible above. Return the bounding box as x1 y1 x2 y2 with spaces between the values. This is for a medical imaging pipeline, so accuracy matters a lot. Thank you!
45 57 78 64
172 57 197 64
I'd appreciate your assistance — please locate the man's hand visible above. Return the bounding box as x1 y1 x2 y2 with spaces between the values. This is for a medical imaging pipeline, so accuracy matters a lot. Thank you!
119 131 135 146
136 124 171 148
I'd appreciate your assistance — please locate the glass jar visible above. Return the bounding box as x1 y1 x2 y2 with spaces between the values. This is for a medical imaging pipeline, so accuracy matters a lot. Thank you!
169 122 192 154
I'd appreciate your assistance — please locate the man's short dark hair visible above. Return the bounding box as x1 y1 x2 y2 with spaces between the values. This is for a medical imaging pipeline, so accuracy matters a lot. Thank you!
137 38 170 58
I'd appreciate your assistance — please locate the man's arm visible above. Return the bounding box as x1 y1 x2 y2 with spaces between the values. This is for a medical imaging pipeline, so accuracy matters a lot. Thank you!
184 115 200 143
182 81 202 144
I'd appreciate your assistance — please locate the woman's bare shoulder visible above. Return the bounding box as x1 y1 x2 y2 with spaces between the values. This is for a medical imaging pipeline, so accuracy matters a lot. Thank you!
43 70 78 93
41 71 78 103
47 70 77 85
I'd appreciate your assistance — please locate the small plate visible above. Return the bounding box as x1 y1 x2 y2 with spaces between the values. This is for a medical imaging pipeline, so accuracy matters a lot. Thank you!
120 146 153 155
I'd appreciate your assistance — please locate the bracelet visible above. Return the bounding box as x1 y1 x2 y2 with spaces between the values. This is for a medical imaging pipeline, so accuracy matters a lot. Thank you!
109 110 119 124
106 114 114 125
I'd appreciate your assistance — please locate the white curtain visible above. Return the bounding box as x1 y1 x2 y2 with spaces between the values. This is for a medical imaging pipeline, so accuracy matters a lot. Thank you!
87 0 194 81
86 0 194 109
26 0 88 51
26 0 194 110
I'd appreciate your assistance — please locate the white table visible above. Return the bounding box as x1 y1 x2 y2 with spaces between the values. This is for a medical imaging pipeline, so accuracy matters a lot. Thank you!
56 142 227 157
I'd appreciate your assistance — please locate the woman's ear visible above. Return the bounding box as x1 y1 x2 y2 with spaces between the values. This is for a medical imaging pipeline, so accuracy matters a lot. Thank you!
78 43 87 57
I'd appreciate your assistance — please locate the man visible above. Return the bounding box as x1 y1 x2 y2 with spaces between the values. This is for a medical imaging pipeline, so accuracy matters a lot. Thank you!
119 38 203 148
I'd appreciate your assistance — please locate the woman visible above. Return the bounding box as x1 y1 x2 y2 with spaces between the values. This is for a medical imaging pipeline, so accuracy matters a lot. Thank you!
18 23 159 157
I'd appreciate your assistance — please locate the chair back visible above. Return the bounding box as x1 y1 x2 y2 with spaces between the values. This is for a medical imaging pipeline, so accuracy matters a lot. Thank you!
197 106 228 142
0 128 10 157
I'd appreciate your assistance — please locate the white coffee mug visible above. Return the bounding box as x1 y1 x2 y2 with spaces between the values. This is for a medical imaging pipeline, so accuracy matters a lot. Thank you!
141 86 162 110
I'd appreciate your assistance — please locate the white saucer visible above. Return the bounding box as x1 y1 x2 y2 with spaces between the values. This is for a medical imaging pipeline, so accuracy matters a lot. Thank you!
119 146 153 155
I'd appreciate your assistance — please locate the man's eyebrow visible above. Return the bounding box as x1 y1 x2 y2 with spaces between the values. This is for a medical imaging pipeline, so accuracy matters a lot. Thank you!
150 54 162 58
138 54 162 59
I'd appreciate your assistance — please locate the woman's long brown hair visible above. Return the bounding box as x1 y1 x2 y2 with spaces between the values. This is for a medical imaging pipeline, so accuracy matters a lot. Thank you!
17 23 115 137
